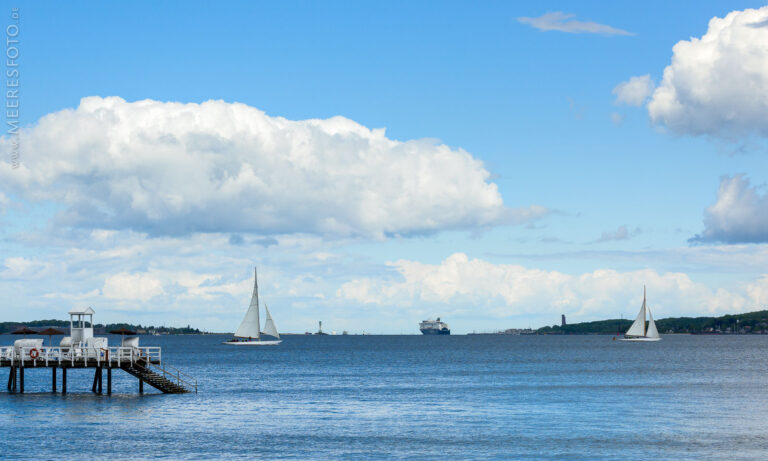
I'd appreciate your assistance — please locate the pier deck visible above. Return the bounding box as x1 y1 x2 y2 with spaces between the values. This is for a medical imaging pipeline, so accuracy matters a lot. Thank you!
1 346 196 394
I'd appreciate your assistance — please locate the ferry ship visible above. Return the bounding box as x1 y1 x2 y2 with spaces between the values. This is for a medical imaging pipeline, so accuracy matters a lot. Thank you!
419 318 450 335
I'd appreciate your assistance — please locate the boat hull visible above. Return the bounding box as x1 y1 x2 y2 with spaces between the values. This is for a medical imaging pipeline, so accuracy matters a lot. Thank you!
420 329 450 335
222 340 282 346
619 337 661 342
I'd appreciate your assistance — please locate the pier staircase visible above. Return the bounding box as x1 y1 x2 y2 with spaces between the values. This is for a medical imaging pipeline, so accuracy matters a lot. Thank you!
121 357 196 394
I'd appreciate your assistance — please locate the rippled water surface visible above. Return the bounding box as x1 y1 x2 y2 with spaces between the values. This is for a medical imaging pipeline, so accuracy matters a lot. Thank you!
2 334 768 459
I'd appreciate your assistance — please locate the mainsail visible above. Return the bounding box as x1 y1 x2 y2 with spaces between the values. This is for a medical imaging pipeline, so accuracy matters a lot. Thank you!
625 289 646 337
234 268 261 339
262 304 280 339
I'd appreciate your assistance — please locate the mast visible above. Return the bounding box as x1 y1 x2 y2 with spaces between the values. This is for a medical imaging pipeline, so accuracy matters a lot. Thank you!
254 267 260 340
642 285 647 336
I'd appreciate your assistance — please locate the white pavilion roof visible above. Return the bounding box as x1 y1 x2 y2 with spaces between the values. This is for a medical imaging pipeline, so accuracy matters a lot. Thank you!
68 306 95 315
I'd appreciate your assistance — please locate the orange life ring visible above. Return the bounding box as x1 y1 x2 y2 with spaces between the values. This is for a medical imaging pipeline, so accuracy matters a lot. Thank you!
29 348 39 359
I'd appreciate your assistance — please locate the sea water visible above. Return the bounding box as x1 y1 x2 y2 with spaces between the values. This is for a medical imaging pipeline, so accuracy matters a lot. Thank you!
1 334 768 459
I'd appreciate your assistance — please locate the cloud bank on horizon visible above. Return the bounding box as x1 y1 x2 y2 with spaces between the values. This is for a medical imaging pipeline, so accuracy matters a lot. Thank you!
0 96 547 239
339 253 768 319
6 241 766 333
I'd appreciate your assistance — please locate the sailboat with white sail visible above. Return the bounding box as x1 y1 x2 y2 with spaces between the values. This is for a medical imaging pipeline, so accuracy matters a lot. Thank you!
223 268 282 346
620 285 661 342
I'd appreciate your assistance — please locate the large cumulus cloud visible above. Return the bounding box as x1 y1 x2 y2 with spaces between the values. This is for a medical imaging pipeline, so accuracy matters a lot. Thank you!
646 6 768 138
0 97 544 238
692 175 768 243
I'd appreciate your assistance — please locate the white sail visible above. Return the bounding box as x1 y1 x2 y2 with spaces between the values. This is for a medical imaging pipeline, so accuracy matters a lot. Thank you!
625 288 646 337
262 303 280 339
645 304 659 339
234 268 261 339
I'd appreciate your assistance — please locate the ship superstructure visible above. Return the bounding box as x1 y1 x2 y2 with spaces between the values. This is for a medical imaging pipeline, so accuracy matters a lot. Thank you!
419 317 450 335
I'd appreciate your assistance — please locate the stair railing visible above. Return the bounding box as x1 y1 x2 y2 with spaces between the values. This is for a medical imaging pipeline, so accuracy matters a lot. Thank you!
144 360 197 393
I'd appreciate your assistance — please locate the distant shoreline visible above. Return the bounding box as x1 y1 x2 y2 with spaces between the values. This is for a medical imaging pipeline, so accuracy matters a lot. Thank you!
535 309 768 335
5 308 768 336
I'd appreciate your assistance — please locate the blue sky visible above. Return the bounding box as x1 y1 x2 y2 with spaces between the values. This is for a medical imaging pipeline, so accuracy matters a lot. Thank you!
1 1 767 333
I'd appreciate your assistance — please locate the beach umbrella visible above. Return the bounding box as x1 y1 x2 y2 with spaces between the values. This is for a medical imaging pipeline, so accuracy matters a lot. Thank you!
10 327 38 337
109 328 137 344
37 327 67 346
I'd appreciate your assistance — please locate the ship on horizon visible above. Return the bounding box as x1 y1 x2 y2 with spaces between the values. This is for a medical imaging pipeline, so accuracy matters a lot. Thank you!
419 317 450 335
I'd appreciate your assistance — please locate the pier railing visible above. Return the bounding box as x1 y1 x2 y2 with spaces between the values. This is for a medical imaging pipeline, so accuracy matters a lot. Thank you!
0 346 162 367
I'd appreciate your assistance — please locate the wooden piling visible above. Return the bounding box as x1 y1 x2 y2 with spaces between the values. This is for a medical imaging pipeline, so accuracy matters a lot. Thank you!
97 367 103 394
92 368 99 393
19 367 24 393
52 367 57 393
139 378 143 394
7 366 13 391
107 368 112 395
62 368 67 394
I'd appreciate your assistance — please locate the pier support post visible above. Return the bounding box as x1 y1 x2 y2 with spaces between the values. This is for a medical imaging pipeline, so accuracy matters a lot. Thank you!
97 367 103 394
7 366 13 391
107 368 112 395
62 368 67 394
52 367 57 393
139 378 143 394
92 368 99 393
19 367 24 394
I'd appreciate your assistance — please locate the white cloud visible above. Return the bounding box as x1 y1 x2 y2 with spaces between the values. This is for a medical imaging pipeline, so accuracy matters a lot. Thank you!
517 12 633 36
103 272 165 301
0 257 54 279
746 275 768 306
338 253 765 319
693 175 768 243
612 75 654 106
43 289 101 301
594 225 641 243
0 96 546 239
647 7 768 138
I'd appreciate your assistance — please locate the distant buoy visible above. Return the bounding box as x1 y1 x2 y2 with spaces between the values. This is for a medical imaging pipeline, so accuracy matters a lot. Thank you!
612 336 616 341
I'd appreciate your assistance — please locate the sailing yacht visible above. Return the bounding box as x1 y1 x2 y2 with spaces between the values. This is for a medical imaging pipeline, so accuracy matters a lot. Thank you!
223 268 282 346
620 286 661 342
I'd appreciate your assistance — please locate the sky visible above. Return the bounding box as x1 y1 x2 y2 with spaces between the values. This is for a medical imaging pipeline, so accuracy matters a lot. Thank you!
1 1 767 334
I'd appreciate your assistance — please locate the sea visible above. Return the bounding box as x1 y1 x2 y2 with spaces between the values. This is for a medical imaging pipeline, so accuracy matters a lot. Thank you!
2 334 768 460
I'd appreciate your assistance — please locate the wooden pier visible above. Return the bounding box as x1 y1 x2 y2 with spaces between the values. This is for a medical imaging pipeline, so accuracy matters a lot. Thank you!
1 346 196 394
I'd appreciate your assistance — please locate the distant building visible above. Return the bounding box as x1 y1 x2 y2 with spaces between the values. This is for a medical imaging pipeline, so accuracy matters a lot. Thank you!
502 328 536 335
561 314 566 326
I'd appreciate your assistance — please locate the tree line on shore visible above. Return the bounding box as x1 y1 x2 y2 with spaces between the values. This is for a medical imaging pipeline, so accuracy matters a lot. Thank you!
0 319 201 335
538 310 768 335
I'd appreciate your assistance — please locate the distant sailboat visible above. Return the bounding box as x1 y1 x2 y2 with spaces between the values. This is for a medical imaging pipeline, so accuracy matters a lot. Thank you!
620 286 661 342
223 268 282 346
